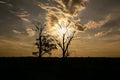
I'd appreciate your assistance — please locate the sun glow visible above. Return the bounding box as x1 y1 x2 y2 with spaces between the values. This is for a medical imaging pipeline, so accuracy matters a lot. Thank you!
57 18 74 37
59 27 67 35
48 18 76 40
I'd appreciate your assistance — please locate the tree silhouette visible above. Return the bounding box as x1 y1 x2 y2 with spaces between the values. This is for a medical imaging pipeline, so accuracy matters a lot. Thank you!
55 20 76 58
32 20 57 58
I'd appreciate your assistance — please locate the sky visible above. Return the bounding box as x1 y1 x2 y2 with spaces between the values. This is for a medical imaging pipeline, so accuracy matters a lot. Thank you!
0 0 120 57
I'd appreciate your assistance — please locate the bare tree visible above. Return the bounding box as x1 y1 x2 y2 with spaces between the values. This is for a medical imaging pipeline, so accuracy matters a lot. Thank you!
54 20 76 58
32 20 57 58
54 19 85 58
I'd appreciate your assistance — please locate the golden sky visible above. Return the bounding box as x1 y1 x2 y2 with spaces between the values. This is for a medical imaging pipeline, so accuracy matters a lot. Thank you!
0 0 120 57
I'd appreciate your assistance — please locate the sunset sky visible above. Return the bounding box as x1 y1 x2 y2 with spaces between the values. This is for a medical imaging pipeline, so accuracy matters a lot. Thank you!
0 0 120 57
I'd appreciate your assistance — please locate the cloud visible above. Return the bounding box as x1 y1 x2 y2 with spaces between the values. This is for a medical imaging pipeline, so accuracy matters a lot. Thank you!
26 28 35 37
38 0 88 31
16 11 30 23
95 32 107 38
0 1 6 4
12 29 22 34
95 29 112 37
10 9 30 23
20 17 30 22
84 15 111 30
0 1 13 7
118 28 120 32
39 0 87 16
55 0 87 16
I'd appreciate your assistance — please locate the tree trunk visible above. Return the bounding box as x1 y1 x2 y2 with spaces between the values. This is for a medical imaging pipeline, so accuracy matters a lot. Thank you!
62 34 65 58
39 34 42 58
62 49 65 58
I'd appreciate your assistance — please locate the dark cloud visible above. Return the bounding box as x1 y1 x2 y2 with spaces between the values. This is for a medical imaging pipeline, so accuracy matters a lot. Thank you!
79 0 120 40
80 0 120 23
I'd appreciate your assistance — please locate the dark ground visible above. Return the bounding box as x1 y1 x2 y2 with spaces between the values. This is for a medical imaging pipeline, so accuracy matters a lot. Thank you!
0 57 120 80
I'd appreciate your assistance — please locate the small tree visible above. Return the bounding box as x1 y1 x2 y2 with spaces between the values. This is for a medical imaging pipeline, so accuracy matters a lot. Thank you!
32 20 57 58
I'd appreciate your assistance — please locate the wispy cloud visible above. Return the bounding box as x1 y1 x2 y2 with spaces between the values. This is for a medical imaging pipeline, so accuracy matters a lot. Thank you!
0 1 6 4
20 17 30 22
94 29 112 37
0 36 33 50
0 1 13 7
16 11 30 23
84 15 111 30
0 39 32 49
26 28 35 37
12 29 22 34
10 9 30 23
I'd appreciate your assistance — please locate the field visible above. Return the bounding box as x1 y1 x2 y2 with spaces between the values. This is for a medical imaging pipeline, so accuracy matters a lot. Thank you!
0 57 120 79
